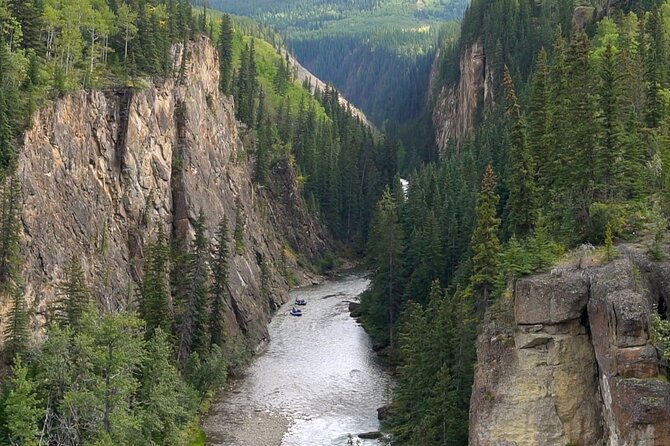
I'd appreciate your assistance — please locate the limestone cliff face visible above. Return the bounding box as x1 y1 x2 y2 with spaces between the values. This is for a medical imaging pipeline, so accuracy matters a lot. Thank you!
431 39 495 153
15 36 328 342
470 246 670 446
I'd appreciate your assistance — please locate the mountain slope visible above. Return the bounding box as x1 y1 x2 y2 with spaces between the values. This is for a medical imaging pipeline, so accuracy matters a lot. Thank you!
15 36 328 342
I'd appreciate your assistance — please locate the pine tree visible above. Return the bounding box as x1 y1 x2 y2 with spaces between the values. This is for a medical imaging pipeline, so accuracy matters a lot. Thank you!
210 216 231 348
57 255 90 329
503 65 536 237
470 165 501 307
218 14 233 95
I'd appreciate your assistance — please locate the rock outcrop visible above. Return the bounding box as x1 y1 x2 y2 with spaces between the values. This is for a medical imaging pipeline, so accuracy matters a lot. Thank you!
431 39 495 153
470 247 670 446
12 36 328 343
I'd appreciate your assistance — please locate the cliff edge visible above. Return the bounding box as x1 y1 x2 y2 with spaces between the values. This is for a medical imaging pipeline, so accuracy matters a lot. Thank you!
470 245 670 446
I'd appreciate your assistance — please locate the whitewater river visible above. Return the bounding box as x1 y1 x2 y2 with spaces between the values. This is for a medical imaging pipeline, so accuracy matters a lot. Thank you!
203 273 393 446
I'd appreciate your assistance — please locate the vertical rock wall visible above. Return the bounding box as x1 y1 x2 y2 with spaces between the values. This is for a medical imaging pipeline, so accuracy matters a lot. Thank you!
470 248 670 446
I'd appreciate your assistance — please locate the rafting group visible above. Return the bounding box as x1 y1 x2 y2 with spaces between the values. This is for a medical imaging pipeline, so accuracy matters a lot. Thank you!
290 298 307 316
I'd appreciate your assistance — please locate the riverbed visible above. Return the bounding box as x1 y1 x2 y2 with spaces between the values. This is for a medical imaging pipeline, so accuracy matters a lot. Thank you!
203 273 392 446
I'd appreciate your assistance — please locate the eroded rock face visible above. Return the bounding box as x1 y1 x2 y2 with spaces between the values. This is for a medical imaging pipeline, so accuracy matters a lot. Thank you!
432 39 495 153
470 250 670 446
14 37 327 343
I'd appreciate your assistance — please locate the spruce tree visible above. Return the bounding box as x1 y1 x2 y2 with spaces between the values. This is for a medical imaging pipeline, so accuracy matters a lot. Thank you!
210 216 231 348
503 65 536 237
4 280 29 362
190 211 210 355
0 35 19 174
528 48 550 192
218 14 234 95
4 357 42 446
566 29 599 207
599 44 626 200
0 176 21 286
57 255 90 329
140 226 172 335
644 9 665 128
470 165 501 307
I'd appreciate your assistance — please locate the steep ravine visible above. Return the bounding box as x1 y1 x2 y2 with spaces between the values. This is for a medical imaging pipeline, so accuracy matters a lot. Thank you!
11 36 328 344
471 245 670 446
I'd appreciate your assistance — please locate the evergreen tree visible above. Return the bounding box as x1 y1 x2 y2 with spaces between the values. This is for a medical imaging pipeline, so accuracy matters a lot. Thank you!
566 29 599 223
644 9 665 128
528 48 550 192
599 44 626 200
190 211 210 355
503 65 536 237
210 216 231 348
362 187 405 346
139 328 198 444
3 280 29 362
235 40 258 126
218 14 234 95
57 255 90 329
139 226 172 335
470 165 501 307
0 176 21 286
3 357 42 446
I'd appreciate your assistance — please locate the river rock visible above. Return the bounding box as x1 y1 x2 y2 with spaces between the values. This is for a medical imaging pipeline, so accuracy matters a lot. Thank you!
358 431 382 439
349 301 362 317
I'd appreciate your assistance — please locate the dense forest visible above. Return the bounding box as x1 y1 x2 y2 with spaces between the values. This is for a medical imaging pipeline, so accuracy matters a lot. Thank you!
203 0 463 165
361 0 670 443
0 1 400 444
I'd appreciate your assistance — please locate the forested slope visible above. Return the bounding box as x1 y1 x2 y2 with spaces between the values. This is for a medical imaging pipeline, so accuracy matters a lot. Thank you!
362 0 670 444
202 0 463 165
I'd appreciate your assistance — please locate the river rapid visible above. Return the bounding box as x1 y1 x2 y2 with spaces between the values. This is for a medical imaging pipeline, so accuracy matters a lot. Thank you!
203 273 393 446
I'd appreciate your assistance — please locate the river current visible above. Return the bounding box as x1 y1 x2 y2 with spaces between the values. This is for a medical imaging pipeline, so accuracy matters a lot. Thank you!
204 273 392 446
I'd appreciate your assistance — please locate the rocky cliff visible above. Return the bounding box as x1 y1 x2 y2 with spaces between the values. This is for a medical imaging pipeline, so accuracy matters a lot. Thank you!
431 39 495 153
11 36 328 343
470 245 670 446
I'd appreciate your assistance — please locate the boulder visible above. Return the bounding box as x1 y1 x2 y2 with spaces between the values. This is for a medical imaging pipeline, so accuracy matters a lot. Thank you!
358 431 382 439
515 270 589 325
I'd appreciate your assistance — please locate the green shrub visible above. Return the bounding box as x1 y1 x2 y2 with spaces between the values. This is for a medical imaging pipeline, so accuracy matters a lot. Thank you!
589 201 649 243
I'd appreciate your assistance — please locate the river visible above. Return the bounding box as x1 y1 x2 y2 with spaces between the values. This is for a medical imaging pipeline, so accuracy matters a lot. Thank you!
203 273 393 446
